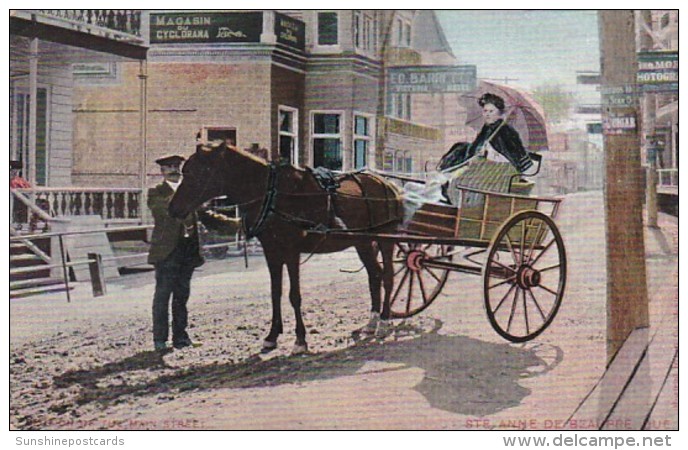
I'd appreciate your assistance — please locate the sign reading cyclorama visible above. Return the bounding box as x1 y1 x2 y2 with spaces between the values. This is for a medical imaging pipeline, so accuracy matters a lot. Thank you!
150 12 263 44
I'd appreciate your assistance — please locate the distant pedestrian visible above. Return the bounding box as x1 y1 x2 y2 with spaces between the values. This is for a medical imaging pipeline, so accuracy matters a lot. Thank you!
10 160 31 189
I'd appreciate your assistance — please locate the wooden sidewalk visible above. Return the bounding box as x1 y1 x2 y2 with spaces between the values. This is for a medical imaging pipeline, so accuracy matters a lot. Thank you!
566 314 678 430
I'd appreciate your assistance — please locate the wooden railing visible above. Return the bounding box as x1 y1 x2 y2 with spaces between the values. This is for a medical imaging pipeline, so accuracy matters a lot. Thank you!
12 188 143 224
657 168 678 188
35 10 143 39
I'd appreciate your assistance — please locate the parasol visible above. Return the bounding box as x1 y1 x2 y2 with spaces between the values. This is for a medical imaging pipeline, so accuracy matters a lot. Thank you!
459 80 549 153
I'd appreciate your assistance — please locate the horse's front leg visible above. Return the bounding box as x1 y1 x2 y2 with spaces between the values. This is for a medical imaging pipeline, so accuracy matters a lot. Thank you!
286 256 308 354
262 255 284 352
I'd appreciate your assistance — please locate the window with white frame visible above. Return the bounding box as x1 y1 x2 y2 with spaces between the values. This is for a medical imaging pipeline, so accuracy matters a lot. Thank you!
312 112 342 170
317 12 338 46
355 12 376 55
396 19 403 46
278 106 298 165
353 114 373 169
404 23 412 47
353 11 361 48
388 93 411 121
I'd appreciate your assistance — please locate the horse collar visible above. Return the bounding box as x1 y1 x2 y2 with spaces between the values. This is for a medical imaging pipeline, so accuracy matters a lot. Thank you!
244 162 279 239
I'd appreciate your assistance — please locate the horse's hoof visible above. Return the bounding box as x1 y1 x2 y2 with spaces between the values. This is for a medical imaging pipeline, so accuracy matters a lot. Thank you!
261 340 278 353
292 342 309 355
363 312 380 334
375 320 392 338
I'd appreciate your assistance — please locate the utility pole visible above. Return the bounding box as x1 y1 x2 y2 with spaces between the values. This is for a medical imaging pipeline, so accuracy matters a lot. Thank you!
598 11 649 362
636 10 659 228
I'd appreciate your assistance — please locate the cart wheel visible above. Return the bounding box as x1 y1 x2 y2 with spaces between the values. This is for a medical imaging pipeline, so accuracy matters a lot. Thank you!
483 211 566 342
384 242 452 318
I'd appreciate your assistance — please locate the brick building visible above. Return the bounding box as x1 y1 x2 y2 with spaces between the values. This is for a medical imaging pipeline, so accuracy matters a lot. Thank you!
72 10 465 188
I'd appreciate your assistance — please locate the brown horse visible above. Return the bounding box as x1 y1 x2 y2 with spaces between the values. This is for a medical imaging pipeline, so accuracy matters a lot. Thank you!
169 142 404 353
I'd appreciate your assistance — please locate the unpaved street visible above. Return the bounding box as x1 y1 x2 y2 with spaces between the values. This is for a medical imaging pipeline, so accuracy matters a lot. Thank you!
9 191 678 430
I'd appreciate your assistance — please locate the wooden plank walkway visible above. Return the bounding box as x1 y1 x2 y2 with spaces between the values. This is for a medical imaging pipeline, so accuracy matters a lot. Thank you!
566 317 677 430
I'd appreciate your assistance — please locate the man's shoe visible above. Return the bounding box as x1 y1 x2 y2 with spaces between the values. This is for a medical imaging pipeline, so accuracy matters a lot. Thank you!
154 341 169 352
173 339 202 349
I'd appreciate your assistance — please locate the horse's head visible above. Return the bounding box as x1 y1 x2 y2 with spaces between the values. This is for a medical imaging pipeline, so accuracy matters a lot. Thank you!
168 141 228 219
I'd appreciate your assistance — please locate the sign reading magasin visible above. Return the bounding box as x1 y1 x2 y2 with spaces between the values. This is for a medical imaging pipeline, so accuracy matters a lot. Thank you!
388 66 477 93
150 12 263 44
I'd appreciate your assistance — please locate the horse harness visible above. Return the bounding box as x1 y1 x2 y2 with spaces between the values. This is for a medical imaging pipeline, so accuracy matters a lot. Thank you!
242 164 399 240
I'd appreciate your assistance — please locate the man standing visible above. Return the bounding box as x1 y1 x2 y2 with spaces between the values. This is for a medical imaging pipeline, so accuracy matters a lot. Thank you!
148 155 204 352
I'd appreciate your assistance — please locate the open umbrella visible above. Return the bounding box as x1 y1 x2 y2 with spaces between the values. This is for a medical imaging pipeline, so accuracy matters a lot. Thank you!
459 80 549 153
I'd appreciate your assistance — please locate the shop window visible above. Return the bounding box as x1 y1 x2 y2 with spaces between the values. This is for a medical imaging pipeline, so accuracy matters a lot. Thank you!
206 127 237 147
317 12 338 46
312 112 342 170
354 114 373 169
278 107 298 165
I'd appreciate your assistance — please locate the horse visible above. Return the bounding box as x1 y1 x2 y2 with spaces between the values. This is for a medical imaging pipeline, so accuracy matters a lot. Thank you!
168 142 404 354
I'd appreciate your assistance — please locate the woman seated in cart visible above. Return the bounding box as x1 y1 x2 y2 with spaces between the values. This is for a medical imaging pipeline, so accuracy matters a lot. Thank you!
440 93 535 202
403 93 537 218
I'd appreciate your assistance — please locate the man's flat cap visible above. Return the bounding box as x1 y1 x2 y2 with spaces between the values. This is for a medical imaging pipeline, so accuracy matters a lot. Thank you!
155 155 186 166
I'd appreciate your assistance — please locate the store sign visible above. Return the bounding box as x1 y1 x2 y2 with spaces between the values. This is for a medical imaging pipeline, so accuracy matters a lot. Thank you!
637 51 678 93
275 13 305 50
388 65 477 93
601 84 638 107
150 12 263 44
73 63 113 75
603 113 637 135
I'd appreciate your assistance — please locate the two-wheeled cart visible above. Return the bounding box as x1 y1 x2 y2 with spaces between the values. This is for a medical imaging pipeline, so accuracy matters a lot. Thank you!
309 170 566 343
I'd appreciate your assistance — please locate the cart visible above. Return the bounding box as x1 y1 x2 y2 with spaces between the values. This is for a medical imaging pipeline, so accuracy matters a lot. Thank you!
309 159 566 343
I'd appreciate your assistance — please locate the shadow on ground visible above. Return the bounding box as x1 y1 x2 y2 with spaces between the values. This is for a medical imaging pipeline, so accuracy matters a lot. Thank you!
53 320 562 419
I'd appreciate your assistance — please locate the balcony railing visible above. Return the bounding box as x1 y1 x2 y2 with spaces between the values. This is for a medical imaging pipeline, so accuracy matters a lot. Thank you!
12 188 143 225
657 168 678 188
36 10 142 40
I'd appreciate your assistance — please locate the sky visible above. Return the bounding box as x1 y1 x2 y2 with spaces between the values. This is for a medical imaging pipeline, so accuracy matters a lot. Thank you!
436 10 601 95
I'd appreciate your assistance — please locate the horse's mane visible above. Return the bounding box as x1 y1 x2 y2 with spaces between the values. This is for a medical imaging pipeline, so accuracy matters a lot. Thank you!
225 144 269 167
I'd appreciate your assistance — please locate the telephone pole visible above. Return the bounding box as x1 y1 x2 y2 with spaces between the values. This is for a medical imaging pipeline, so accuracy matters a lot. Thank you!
598 11 649 362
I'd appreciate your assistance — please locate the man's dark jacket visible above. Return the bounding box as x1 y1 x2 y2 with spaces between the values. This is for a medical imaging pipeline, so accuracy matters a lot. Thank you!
147 182 204 267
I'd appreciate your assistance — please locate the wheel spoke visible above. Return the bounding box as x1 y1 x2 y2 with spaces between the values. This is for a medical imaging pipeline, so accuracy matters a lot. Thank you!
406 272 414 314
493 282 517 314
489 257 517 274
522 288 530 335
520 219 527 265
417 271 429 305
488 275 516 290
530 238 556 266
424 266 443 283
537 263 561 273
504 233 520 266
391 269 410 303
393 264 406 276
525 219 545 264
536 283 559 297
506 286 520 333
527 288 548 321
